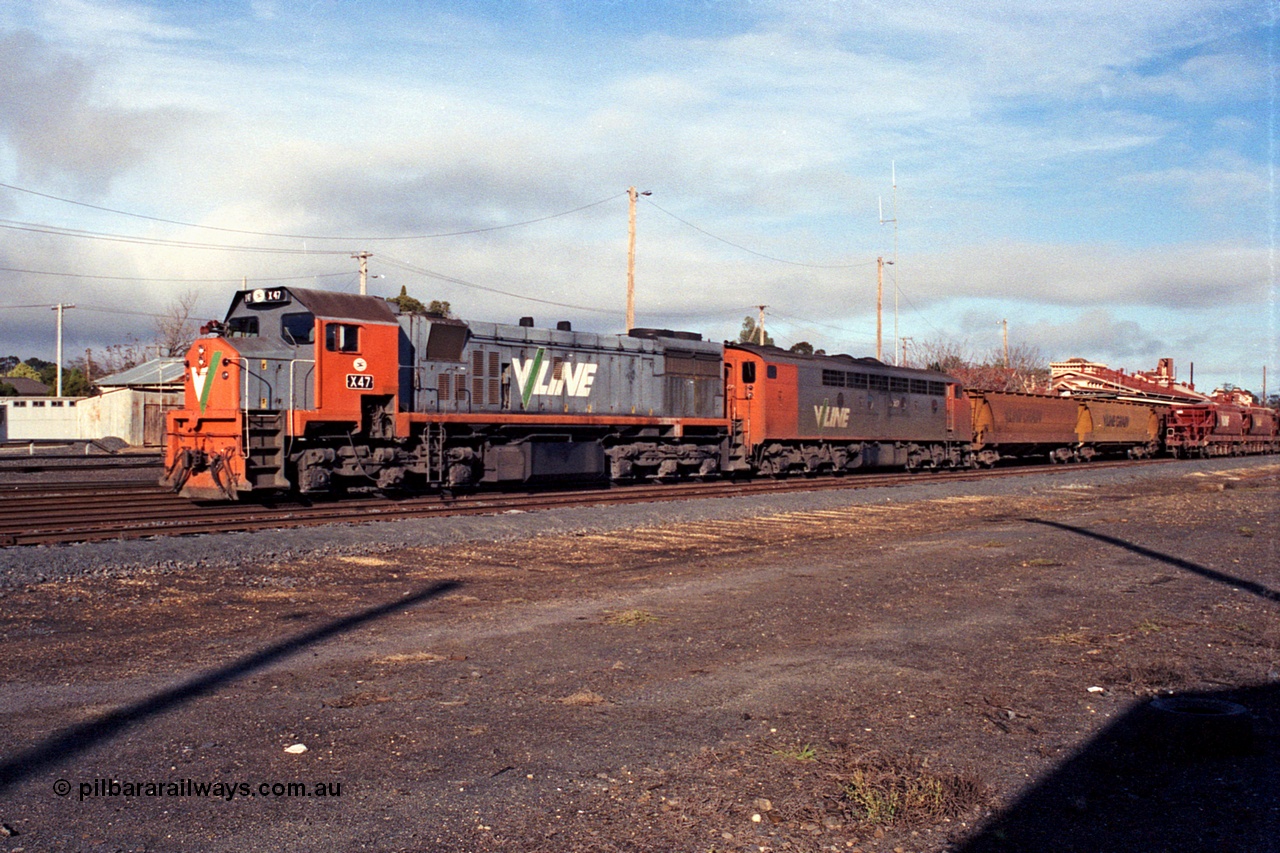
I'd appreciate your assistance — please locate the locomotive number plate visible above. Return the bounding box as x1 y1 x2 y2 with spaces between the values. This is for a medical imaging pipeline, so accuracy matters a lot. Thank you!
346 374 374 390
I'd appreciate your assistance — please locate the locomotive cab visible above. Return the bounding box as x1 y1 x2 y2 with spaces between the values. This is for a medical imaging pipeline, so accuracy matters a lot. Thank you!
162 287 402 499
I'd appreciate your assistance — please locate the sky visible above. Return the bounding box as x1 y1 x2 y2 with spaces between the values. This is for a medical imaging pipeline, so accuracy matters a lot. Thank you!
0 0 1275 396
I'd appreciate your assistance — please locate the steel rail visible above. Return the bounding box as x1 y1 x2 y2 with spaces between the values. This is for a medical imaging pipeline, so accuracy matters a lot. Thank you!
0 458 1176 548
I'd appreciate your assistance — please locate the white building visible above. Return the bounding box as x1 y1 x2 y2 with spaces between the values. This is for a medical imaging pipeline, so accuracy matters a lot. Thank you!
0 359 185 446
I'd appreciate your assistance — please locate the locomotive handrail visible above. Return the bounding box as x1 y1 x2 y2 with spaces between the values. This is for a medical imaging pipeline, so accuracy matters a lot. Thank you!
287 358 316 434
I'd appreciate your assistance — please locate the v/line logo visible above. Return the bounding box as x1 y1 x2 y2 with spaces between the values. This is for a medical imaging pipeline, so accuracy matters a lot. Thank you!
190 351 223 414
510 348 599 408
814 401 850 428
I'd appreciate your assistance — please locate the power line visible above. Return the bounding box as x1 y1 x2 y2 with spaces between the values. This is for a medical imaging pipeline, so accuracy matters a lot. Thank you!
642 198 876 270
378 254 623 316
0 266 352 283
0 181 625 241
0 220 351 254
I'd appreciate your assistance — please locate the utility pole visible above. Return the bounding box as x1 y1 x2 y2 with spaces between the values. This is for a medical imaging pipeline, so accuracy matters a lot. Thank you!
51 303 75 397
901 336 913 367
757 305 767 345
876 257 892 361
1001 319 1010 367
352 252 372 295
626 187 650 332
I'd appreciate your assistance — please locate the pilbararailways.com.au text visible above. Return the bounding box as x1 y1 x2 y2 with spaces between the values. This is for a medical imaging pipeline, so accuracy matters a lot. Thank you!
56 778 342 802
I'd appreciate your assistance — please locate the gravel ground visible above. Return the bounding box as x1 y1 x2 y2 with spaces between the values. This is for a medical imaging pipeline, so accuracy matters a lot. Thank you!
0 454 1277 852
0 456 1269 588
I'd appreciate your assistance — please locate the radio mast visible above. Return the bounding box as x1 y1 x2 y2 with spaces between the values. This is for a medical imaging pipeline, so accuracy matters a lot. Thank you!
878 162 900 364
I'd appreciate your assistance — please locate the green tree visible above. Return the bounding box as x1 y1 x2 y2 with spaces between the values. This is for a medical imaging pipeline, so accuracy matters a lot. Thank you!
5 362 42 382
387 286 427 314
737 316 774 347
55 367 93 397
789 341 814 355
0 381 16 397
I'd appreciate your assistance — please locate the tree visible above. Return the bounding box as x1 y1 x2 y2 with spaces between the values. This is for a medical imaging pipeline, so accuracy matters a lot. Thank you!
426 299 452 318
788 341 814 355
908 335 1048 392
0 355 17 374
0 381 16 397
5 362 42 382
79 337 150 381
387 285 427 314
155 289 201 357
54 367 92 397
737 316 774 347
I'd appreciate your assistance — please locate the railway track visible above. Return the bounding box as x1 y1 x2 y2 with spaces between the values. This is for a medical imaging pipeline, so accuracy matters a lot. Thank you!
0 457 1169 547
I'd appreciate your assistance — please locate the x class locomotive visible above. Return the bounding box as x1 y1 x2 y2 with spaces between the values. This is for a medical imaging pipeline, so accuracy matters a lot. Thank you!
162 286 1278 500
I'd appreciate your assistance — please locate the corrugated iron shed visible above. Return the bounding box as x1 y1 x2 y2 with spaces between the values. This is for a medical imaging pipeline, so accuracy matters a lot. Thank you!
96 358 186 388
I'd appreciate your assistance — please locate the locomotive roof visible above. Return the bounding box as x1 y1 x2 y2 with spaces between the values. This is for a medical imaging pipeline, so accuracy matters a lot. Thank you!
227 287 399 324
727 342 959 382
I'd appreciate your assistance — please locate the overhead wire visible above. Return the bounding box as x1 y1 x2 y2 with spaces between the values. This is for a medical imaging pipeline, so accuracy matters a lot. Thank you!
641 197 876 270
0 266 353 283
0 181 626 241
0 220 351 254
378 254 623 316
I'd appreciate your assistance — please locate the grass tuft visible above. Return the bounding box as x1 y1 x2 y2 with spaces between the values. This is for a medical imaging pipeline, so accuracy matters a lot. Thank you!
773 743 818 761
843 756 986 828
604 609 659 627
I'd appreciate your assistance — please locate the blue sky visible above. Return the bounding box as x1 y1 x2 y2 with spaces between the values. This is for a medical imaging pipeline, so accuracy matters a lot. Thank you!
0 0 1275 395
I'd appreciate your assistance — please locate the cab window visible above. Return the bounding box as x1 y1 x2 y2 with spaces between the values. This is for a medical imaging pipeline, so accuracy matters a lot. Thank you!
741 361 757 383
281 312 316 345
766 365 777 379
227 317 259 338
325 323 360 353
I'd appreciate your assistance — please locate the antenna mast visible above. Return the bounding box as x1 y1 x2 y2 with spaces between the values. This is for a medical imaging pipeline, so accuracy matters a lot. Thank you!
879 162 900 364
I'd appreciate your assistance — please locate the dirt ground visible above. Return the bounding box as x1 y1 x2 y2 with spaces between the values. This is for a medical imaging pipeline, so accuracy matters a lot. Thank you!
1 462 1278 852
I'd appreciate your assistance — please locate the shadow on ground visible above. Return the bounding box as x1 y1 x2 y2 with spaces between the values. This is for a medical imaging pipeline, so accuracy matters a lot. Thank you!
0 579 459 794
956 683 1280 852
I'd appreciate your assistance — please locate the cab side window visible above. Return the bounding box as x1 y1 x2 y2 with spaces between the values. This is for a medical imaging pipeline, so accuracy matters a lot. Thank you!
281 312 316 345
325 323 360 353
741 361 757 383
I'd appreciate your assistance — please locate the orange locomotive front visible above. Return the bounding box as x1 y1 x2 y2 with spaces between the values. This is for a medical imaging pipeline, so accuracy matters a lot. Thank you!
162 287 403 499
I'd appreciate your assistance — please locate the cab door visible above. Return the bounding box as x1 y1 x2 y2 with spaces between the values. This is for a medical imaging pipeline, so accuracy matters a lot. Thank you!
724 350 761 451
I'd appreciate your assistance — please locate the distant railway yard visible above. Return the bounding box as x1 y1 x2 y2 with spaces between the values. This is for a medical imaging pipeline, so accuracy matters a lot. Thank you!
0 456 1276 852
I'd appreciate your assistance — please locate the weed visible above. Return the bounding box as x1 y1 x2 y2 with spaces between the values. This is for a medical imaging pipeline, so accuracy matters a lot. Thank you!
558 690 606 706
1238 527 1255 538
372 651 447 665
604 609 659 627
1134 619 1161 635
1041 630 1090 646
773 743 818 761
843 757 986 829
1022 558 1061 567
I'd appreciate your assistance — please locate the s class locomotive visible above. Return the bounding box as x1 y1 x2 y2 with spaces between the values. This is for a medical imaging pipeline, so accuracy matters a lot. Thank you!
161 286 1278 500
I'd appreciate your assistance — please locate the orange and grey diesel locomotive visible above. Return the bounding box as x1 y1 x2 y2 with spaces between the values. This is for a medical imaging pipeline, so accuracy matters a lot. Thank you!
162 286 729 499
161 287 973 499
162 287 1278 500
